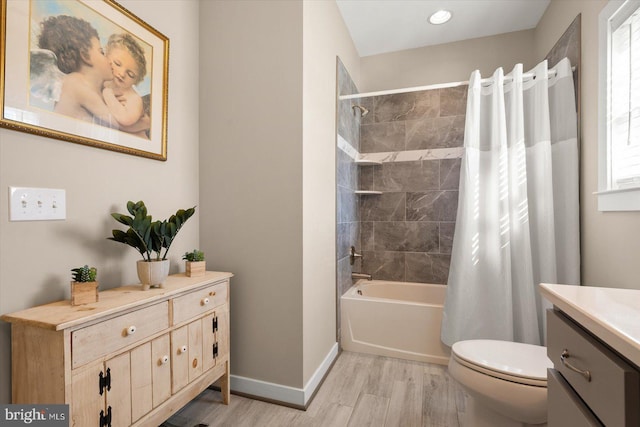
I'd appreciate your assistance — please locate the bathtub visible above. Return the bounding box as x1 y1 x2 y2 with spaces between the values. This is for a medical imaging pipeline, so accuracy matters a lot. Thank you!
340 280 450 365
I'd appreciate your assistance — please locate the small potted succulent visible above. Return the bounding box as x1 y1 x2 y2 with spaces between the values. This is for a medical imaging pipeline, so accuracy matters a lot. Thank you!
70 265 98 306
108 200 196 290
183 249 205 277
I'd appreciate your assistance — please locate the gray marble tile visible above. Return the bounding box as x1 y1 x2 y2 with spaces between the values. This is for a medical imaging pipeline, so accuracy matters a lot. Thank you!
338 99 360 148
338 186 358 223
439 222 456 255
406 115 465 150
359 165 375 192
439 86 468 117
361 192 406 222
360 97 375 126
337 147 357 191
373 222 439 252
337 222 349 260
374 160 440 192
406 191 458 222
361 121 405 153
361 221 374 251
362 251 406 282
440 158 461 190
405 253 451 284
373 90 440 123
338 256 354 296
337 222 360 260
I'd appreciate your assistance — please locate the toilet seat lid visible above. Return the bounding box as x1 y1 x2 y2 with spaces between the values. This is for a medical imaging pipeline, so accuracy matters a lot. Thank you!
451 340 552 384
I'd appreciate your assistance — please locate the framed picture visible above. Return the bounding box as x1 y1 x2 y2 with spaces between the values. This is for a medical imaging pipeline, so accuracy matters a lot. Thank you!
0 0 169 160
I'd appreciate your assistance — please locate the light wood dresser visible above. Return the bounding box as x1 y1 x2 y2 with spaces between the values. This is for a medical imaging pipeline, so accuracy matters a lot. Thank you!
540 283 640 427
1 271 232 427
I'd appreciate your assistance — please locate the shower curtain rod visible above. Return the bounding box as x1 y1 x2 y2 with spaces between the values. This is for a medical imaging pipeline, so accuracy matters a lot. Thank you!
339 66 575 100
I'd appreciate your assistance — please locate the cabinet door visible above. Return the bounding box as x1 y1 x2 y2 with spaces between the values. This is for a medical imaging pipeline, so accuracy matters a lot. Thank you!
130 342 153 422
70 361 105 427
188 320 203 381
202 313 217 372
216 305 230 363
70 354 132 427
202 306 230 372
105 352 132 427
171 326 189 394
151 334 171 407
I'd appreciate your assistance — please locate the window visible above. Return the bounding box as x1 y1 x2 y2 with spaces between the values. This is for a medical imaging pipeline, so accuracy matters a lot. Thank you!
598 0 640 210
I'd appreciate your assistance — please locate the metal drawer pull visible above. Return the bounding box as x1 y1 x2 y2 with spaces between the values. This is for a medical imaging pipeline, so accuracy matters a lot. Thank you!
561 349 591 382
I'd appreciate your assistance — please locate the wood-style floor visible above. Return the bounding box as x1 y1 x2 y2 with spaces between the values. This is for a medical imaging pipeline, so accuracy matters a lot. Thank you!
162 351 466 427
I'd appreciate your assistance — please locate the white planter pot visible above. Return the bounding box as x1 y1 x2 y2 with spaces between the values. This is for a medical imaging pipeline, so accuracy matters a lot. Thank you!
137 260 170 290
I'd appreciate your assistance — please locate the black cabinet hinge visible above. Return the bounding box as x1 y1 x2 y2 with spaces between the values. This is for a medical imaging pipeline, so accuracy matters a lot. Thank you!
212 316 218 333
99 406 112 427
99 368 111 395
213 342 219 358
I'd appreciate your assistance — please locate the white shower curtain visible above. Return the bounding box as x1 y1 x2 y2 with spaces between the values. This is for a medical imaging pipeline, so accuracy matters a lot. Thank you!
441 58 579 347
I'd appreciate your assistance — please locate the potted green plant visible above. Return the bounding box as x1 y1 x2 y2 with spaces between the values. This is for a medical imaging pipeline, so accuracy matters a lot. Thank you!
183 249 205 277
70 265 98 305
108 200 196 290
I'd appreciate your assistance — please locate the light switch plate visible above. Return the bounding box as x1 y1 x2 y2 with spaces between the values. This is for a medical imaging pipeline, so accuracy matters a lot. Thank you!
9 187 66 221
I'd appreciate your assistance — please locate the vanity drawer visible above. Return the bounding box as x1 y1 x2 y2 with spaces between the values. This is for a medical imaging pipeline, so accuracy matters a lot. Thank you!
548 368 603 427
172 280 228 325
547 309 640 427
72 301 169 368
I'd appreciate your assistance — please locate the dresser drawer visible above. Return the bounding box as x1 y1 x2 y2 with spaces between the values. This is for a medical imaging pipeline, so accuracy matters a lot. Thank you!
172 280 228 325
72 302 169 368
547 309 640 427
548 368 603 426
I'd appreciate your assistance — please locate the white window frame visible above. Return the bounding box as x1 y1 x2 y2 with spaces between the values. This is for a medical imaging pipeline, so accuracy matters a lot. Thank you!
597 0 640 211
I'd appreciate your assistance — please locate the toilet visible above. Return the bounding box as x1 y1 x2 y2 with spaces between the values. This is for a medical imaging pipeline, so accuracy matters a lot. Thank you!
448 339 553 427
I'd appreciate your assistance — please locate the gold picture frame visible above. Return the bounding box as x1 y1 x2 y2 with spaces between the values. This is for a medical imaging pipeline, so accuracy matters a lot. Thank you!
0 0 169 160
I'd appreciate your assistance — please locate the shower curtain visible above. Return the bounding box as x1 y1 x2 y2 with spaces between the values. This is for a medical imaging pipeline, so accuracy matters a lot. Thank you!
441 58 579 347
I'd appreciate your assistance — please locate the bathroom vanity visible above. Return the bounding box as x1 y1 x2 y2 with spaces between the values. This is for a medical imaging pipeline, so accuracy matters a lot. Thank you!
540 283 640 426
1 271 232 427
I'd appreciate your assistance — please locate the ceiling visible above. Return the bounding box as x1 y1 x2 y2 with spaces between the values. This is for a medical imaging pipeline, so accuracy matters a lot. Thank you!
336 0 551 57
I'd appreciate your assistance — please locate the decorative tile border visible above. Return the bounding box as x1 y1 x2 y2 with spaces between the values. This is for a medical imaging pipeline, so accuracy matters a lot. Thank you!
338 134 463 163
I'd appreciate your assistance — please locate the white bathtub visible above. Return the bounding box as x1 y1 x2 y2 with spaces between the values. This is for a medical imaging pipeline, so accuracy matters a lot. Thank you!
340 280 450 365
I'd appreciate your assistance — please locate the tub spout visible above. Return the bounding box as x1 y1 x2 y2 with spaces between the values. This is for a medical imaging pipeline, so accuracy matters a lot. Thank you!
352 272 372 281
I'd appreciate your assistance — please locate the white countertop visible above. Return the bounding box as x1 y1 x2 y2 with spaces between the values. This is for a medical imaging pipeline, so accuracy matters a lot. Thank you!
539 283 640 368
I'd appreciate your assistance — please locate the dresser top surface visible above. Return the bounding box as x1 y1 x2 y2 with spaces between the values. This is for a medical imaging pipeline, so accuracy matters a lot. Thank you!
540 283 640 368
0 271 232 331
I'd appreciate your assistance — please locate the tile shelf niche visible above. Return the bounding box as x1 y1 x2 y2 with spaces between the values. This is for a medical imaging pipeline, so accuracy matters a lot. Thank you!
355 158 382 194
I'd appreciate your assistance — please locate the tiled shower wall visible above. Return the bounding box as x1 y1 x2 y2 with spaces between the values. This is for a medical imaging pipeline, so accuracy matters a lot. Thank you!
336 58 468 294
357 87 466 284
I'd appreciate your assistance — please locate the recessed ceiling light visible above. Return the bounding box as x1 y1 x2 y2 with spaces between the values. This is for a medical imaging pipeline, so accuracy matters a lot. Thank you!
429 10 452 25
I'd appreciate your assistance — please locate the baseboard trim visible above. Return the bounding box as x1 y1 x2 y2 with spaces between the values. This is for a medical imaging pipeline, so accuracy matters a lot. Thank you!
230 342 339 408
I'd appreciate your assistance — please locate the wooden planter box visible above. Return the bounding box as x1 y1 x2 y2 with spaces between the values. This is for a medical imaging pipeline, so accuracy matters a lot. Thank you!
186 261 206 277
70 281 99 306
